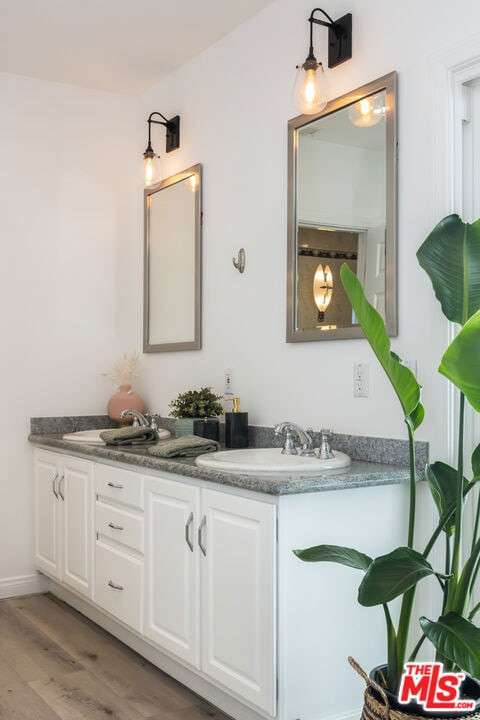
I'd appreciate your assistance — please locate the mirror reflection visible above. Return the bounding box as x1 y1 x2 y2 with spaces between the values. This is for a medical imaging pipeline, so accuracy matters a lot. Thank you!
144 164 202 353
287 73 397 341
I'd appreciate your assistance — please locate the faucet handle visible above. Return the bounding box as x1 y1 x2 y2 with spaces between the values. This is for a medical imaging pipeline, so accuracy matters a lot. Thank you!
281 429 298 456
318 429 334 459
144 413 160 431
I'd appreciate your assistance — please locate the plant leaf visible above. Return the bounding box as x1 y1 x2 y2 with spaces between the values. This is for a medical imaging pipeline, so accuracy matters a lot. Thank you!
439 308 480 412
293 544 372 571
420 612 480 678
417 214 480 325
358 547 435 606
425 462 464 537
340 264 424 429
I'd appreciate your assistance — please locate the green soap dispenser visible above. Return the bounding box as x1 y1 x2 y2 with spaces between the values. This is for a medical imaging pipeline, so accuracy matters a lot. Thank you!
225 397 248 448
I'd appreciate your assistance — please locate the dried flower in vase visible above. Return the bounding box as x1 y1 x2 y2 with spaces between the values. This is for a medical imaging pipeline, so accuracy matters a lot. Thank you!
103 351 140 388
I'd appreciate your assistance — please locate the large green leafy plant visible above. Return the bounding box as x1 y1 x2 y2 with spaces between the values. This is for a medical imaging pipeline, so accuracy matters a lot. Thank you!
295 215 480 693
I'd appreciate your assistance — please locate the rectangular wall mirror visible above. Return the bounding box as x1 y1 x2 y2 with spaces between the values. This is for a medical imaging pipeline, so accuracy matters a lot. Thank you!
287 72 397 342
144 164 202 353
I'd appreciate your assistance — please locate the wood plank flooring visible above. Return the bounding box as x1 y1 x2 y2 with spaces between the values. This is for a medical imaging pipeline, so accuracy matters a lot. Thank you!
0 593 229 720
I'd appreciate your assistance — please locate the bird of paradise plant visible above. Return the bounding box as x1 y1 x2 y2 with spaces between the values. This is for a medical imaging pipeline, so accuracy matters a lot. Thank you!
294 215 480 694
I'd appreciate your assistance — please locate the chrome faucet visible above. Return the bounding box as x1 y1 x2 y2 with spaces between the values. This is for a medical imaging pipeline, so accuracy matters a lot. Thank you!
120 409 159 431
273 422 316 457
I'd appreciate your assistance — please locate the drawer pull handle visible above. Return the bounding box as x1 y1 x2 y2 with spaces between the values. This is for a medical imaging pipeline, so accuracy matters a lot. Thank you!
108 522 124 531
198 515 207 556
108 580 124 591
185 512 194 552
52 473 59 499
58 474 65 501
107 482 124 489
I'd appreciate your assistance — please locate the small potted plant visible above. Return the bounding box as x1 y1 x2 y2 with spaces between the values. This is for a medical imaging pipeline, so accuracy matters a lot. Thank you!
169 387 224 438
295 215 480 719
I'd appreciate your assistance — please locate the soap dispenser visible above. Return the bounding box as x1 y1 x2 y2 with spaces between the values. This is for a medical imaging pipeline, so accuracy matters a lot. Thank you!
225 397 248 448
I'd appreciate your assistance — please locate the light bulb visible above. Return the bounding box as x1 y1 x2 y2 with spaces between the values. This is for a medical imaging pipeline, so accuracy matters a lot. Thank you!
293 61 328 115
144 156 156 186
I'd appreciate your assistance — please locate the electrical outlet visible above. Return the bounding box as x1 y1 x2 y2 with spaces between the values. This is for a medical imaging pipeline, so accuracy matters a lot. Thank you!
353 363 369 398
224 368 234 396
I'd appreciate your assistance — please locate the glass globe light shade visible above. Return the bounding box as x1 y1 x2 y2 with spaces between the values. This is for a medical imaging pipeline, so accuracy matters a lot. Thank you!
293 62 328 115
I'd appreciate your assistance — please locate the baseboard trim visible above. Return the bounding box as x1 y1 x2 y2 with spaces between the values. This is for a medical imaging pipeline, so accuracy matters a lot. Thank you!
327 709 363 720
0 572 47 599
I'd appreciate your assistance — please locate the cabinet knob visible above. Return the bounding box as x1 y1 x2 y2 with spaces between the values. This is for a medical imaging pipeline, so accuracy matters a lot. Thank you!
52 473 59 499
107 522 124 531
198 515 207 556
108 580 124 591
107 482 124 489
58 474 65 501
185 512 194 552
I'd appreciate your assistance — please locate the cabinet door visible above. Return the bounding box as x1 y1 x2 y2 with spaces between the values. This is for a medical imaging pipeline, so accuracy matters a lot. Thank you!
144 476 200 668
200 489 277 715
34 449 61 580
61 456 93 598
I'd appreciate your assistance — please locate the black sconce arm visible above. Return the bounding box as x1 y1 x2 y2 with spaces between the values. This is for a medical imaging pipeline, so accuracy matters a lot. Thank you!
145 111 180 155
306 7 352 69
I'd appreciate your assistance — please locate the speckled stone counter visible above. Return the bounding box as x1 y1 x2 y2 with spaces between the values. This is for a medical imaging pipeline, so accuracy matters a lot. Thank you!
29 416 427 496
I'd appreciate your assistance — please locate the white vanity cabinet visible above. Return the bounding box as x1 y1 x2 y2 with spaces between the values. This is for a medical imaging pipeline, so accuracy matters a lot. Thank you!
33 442 411 720
144 477 277 715
34 448 93 598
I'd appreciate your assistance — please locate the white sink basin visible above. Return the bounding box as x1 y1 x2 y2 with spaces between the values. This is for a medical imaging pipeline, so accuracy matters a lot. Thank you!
62 428 171 444
195 447 351 475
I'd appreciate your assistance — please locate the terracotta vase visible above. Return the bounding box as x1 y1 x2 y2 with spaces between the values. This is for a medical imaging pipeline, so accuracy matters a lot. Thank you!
107 385 146 425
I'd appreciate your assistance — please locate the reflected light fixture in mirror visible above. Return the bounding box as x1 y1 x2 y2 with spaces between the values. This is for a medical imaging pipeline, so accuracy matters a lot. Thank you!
313 264 333 322
293 7 352 115
143 111 180 186
348 92 386 127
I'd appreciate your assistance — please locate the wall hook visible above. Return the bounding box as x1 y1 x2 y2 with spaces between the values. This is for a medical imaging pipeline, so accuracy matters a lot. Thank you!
233 248 246 273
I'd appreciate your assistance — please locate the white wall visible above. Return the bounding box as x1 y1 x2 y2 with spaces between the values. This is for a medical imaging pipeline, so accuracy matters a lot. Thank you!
0 73 137 587
298 137 385 227
137 0 480 458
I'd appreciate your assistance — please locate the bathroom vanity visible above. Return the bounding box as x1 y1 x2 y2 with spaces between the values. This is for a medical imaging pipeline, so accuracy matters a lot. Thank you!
30 425 421 720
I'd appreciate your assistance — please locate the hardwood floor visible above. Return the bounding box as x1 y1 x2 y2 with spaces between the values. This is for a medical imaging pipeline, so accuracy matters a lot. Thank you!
0 594 229 720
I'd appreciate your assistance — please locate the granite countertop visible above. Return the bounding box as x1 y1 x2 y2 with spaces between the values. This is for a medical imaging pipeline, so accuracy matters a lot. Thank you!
28 427 420 497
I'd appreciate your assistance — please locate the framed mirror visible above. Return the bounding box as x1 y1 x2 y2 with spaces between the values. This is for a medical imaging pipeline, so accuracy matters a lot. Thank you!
287 72 397 342
144 164 202 353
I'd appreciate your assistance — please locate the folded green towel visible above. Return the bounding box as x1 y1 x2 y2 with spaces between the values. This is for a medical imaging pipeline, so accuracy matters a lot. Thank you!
100 426 158 446
148 435 220 458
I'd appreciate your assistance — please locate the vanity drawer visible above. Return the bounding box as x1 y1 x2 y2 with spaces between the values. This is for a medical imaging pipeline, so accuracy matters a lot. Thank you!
95 501 144 553
94 464 143 510
94 541 143 633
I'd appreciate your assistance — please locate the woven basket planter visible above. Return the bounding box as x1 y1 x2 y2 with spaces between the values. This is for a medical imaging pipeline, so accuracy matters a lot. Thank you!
349 658 480 720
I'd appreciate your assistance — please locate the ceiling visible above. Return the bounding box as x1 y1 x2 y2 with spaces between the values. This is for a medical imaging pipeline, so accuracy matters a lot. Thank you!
0 0 276 95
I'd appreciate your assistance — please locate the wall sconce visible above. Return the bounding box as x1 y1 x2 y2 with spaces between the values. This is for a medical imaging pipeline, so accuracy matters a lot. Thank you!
313 263 333 322
143 112 180 186
293 8 352 115
348 91 386 127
